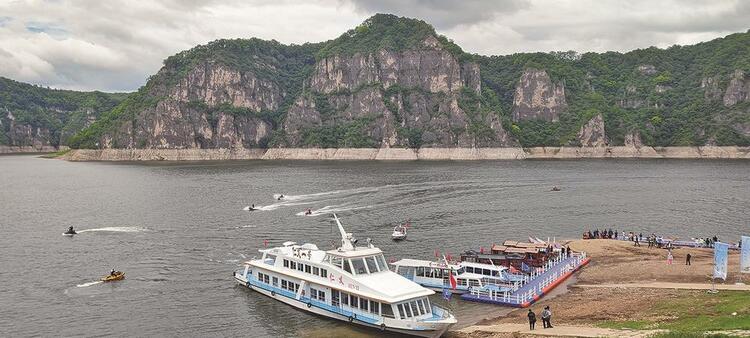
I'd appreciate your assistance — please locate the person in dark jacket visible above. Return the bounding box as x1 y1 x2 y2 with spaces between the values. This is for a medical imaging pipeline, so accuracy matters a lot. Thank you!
527 309 536 330
686 253 692 265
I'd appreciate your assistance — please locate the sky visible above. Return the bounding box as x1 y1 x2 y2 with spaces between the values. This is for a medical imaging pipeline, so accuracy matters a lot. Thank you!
0 0 748 92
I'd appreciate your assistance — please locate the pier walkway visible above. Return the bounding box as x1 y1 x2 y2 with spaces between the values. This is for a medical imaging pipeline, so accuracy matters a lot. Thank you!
461 252 589 307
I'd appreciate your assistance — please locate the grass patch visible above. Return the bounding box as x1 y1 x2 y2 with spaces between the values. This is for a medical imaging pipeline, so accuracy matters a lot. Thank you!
596 291 750 334
40 148 71 158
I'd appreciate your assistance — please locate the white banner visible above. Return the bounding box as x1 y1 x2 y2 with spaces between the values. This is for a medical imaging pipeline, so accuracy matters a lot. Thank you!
713 242 729 280
741 236 750 274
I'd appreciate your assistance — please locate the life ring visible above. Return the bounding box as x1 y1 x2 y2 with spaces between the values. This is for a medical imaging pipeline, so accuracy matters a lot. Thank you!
348 316 354 322
380 323 386 331
271 291 276 297
307 302 312 308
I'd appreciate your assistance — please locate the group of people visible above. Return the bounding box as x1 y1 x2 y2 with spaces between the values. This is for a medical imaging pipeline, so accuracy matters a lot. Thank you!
583 228 619 239
527 306 553 330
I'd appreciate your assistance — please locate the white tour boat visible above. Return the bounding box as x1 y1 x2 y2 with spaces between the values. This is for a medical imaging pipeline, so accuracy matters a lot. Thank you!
233 214 456 337
392 259 520 294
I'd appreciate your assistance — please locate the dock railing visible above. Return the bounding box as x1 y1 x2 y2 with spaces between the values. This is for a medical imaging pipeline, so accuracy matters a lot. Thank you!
467 251 587 305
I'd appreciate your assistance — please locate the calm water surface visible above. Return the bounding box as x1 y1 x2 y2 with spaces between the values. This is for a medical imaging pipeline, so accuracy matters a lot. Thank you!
1 155 748 337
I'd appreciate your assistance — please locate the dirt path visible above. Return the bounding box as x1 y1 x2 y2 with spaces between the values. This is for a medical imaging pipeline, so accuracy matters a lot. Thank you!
575 282 750 291
456 323 665 338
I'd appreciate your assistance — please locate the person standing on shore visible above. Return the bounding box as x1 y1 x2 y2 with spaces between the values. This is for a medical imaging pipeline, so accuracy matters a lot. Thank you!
527 309 536 330
541 306 552 328
667 250 674 265
686 253 691 266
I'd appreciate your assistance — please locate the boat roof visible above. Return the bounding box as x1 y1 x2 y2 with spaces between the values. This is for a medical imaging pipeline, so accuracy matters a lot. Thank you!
326 246 383 257
391 258 460 269
460 261 507 271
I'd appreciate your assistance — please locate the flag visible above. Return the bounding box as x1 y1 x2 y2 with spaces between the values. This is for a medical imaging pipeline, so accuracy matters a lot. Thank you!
448 269 457 290
442 288 452 300
741 236 750 274
509 265 520 274
263 239 269 247
713 242 729 280
480 246 484 254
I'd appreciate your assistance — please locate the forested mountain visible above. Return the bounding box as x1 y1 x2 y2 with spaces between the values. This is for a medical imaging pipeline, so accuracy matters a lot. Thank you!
12 14 750 150
0 77 127 148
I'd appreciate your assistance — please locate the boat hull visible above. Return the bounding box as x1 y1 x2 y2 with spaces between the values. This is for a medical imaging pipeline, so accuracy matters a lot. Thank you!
234 273 451 337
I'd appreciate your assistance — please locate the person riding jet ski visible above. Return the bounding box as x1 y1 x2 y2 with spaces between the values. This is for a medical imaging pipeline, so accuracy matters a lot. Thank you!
277 194 284 201
65 226 77 235
304 208 312 216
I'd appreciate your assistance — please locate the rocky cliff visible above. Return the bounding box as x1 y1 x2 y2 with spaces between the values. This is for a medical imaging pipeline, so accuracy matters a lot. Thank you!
0 77 125 150
511 68 567 122
52 15 750 150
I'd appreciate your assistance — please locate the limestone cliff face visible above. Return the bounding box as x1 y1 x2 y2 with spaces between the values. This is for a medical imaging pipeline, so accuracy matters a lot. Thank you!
103 63 273 149
723 69 750 107
283 36 515 148
511 69 567 122
2 110 54 148
624 130 644 148
701 76 723 102
576 114 608 147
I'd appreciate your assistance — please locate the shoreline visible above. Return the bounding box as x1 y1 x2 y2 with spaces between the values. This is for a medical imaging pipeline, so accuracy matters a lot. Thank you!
60 146 750 161
0 145 67 154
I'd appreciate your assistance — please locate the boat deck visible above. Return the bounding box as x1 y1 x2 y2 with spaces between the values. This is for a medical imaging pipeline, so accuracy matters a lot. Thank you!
461 253 589 307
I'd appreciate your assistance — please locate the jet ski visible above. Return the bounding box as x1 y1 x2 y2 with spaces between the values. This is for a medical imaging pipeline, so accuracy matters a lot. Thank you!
63 227 77 236
102 271 125 282
551 186 561 191
304 208 313 216
277 195 285 201
243 205 259 211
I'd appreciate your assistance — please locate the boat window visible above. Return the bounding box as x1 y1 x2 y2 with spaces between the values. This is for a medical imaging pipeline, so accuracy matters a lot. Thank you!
457 268 465 274
305 265 311 274
313 267 319 275
416 267 425 277
405 302 413 317
469 279 481 287
482 269 491 276
365 256 378 273
343 260 353 274
410 301 420 316
290 261 297 270
418 299 426 314
458 278 467 286
281 280 288 289
376 255 388 272
272 277 278 287
332 290 340 307
321 269 328 278
397 304 405 319
283 259 289 268
382 304 395 318
465 267 474 273
423 298 431 314
342 293 349 306
360 298 368 311
370 300 378 314
351 258 367 275
297 263 304 272
318 290 325 302
267 254 277 263
311 287 318 300
332 257 343 269
350 295 358 308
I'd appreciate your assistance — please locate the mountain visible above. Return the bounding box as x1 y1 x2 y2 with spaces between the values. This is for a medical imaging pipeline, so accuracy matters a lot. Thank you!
0 77 127 149
58 14 750 149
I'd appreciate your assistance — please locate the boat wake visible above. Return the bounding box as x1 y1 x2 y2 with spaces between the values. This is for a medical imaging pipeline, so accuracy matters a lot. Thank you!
295 205 371 217
77 226 147 233
76 280 103 288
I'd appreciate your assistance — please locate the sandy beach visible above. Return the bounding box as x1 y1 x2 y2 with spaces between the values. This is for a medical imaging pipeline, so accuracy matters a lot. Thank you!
452 239 747 337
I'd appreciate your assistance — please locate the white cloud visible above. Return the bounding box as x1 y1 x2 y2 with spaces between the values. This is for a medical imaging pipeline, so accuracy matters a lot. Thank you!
0 0 746 92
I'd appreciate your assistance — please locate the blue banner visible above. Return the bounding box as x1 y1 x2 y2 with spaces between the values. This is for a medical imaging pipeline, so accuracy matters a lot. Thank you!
713 242 729 280
741 236 750 274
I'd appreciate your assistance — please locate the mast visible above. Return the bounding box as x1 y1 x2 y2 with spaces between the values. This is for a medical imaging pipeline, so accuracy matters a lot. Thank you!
333 214 355 251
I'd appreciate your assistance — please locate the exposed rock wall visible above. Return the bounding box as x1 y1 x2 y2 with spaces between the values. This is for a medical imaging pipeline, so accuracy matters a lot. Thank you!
576 114 608 147
65 146 750 161
723 69 750 107
511 69 567 122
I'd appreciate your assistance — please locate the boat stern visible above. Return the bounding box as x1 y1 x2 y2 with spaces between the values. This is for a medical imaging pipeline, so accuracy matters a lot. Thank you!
413 304 457 337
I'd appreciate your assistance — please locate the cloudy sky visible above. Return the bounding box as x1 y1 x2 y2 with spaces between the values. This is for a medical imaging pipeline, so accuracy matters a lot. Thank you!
1 0 748 92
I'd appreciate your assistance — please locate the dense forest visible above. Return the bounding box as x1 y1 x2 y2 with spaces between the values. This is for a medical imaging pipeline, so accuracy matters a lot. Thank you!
0 77 127 147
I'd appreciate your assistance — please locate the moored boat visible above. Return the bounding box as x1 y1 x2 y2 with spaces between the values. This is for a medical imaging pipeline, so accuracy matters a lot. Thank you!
392 259 521 294
233 214 456 337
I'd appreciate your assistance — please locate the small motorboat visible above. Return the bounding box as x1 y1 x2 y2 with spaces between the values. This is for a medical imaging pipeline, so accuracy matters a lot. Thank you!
551 186 561 191
392 224 407 240
101 271 125 282
63 226 77 236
